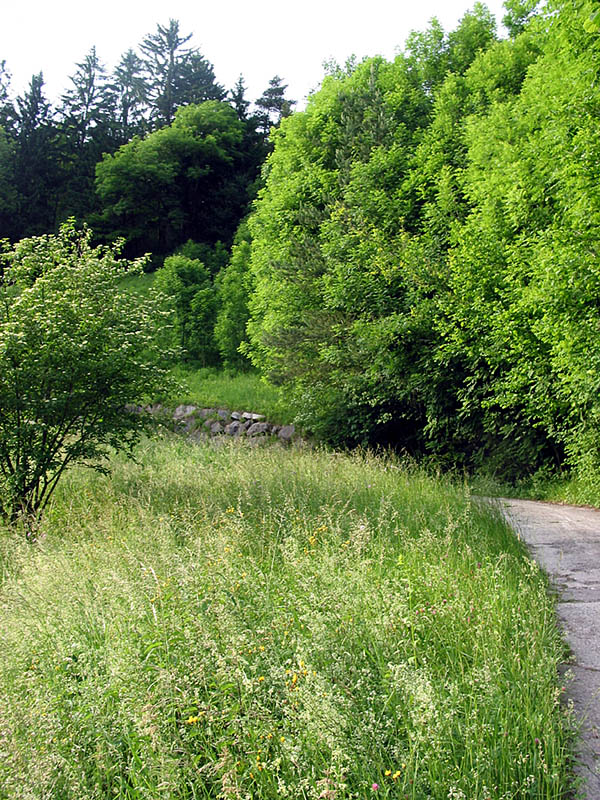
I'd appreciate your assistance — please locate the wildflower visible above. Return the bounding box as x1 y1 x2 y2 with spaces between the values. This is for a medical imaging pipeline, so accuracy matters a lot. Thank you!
258 676 265 682
385 770 392 776
393 770 401 779
372 783 379 791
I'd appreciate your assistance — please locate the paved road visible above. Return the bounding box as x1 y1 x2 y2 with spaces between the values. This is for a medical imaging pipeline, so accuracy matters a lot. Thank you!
499 498 600 799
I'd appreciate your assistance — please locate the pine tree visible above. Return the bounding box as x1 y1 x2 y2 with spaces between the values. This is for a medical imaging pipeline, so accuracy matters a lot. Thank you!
140 19 192 127
111 48 149 142
255 75 296 134
229 75 250 120
60 47 115 150
13 73 62 236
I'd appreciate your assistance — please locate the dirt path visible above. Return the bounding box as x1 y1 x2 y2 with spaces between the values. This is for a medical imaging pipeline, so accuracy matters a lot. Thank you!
499 498 600 798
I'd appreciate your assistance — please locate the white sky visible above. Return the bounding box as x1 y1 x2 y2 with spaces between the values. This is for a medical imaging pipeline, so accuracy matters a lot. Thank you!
1 0 508 109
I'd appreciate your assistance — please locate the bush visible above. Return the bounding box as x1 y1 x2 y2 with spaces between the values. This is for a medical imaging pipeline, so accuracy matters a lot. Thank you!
154 253 219 365
0 220 175 523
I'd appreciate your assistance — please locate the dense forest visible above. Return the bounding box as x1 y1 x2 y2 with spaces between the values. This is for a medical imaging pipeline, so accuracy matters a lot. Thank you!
2 0 600 486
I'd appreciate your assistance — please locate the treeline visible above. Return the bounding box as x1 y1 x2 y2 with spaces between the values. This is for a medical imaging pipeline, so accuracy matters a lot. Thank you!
4 1 600 484
0 19 294 250
215 0 600 482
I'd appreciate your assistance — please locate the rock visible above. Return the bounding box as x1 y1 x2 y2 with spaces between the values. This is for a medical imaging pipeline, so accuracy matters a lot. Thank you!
173 404 197 420
246 422 271 437
271 425 281 436
125 404 144 414
225 421 243 436
204 419 213 429
241 420 252 431
210 421 224 435
231 411 243 420
217 408 230 420
242 412 265 421
278 424 295 441
198 408 215 419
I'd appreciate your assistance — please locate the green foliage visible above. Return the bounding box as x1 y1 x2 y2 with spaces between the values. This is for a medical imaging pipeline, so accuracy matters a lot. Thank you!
244 0 600 484
95 101 251 258
0 438 573 797
175 238 229 276
0 221 175 522
214 221 253 369
155 253 218 365
245 9 500 453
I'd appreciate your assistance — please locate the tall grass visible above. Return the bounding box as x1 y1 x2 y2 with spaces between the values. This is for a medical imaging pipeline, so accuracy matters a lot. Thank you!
0 436 574 799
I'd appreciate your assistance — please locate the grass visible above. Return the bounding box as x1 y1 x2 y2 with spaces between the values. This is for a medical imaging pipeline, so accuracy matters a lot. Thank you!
471 468 600 509
0 435 574 799
170 366 295 424
118 270 157 297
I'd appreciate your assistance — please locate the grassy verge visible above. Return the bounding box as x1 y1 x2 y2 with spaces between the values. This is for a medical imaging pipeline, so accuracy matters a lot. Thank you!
471 469 600 509
0 437 573 799
170 366 295 424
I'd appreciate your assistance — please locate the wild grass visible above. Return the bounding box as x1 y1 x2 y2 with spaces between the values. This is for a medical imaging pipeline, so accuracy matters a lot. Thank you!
471 469 600 509
170 366 295 424
0 436 574 799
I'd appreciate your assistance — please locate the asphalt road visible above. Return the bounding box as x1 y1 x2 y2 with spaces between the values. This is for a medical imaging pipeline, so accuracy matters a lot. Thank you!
499 498 600 799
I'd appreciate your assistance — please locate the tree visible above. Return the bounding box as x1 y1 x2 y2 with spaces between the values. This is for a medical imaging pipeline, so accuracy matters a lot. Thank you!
0 127 17 235
12 73 63 238
229 74 250 120
503 0 542 37
111 48 149 141
175 51 225 106
255 75 296 134
0 221 175 523
140 19 224 128
0 60 14 130
58 48 117 222
214 221 253 369
60 47 115 150
154 253 218 364
95 101 250 258
141 18 192 127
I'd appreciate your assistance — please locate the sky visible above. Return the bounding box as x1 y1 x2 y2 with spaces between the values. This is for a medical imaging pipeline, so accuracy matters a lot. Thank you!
1 0 509 109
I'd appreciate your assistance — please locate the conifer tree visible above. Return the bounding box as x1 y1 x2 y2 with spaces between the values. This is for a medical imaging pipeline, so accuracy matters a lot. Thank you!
111 48 149 141
255 75 296 134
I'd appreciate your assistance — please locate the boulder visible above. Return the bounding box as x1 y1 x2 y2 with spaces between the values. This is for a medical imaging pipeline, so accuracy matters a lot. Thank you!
217 408 230 420
225 420 243 436
278 424 295 441
173 404 197 420
242 412 265 421
210 421 224 435
246 422 271 437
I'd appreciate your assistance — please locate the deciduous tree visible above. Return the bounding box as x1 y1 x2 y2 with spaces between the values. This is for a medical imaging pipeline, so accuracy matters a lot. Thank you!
0 221 174 523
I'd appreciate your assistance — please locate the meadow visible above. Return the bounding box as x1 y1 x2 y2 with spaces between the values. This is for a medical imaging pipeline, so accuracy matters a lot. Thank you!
169 366 295 425
0 433 574 799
